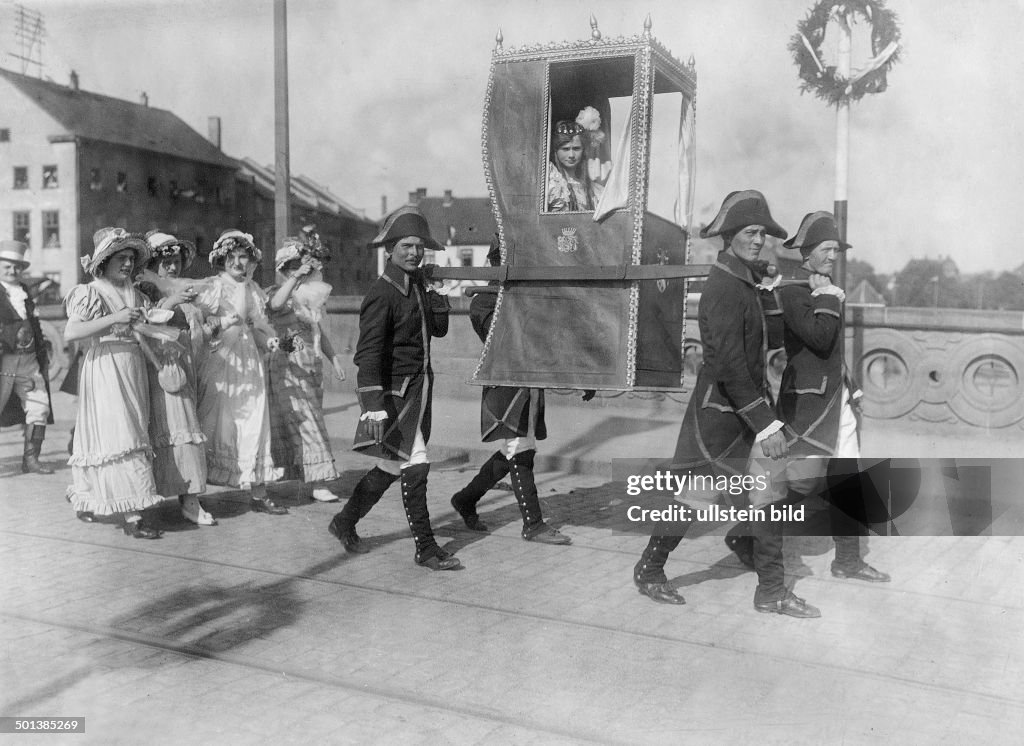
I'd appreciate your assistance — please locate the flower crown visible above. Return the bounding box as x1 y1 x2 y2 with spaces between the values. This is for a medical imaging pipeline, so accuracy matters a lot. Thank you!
209 230 261 264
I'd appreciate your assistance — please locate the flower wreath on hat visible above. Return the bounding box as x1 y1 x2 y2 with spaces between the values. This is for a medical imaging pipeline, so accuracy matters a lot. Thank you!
145 230 197 269
80 227 150 277
209 230 260 265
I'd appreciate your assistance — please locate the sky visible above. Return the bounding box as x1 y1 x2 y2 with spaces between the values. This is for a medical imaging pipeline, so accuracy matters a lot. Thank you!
7 0 1024 274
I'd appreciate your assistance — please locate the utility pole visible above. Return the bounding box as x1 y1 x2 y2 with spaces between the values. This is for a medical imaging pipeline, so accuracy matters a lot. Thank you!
11 4 45 77
273 0 291 256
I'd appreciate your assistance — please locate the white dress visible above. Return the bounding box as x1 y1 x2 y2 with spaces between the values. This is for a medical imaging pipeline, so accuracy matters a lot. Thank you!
194 274 281 487
66 282 163 515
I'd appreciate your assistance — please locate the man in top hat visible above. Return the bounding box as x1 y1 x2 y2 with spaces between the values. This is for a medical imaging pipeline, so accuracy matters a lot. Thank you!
0 240 55 474
773 211 889 582
632 190 820 618
327 207 461 570
449 234 572 546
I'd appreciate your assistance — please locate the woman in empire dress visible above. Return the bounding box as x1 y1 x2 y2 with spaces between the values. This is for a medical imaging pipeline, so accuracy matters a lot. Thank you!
65 227 163 539
137 230 214 526
194 230 286 515
265 236 347 502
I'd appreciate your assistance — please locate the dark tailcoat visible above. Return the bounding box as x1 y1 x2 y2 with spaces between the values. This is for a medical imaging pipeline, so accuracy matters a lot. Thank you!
470 288 546 442
775 267 856 456
352 261 449 460
672 252 776 475
0 282 54 426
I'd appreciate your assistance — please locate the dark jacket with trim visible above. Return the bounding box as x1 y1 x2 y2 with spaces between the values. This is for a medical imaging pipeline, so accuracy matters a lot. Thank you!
776 267 856 455
0 282 54 426
470 288 546 442
672 251 776 474
352 261 449 458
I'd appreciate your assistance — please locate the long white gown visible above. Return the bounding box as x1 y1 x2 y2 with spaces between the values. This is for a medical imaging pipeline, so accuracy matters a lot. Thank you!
194 274 280 487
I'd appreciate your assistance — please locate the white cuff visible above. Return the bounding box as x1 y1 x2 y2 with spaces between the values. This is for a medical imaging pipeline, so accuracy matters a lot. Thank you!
851 389 863 401
359 410 388 422
811 285 846 302
754 420 785 443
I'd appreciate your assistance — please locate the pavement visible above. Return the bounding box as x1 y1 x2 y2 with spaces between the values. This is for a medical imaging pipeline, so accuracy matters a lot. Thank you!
1 390 1023 745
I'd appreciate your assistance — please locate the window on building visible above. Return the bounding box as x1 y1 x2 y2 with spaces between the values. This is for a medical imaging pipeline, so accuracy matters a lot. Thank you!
169 180 179 199
13 166 28 189
460 248 474 267
89 168 102 191
42 211 60 248
147 177 158 197
116 172 128 193
0 129 10 141
13 212 30 244
42 165 58 189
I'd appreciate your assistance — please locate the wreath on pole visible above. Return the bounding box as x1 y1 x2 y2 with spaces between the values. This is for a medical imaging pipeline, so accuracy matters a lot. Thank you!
789 0 902 106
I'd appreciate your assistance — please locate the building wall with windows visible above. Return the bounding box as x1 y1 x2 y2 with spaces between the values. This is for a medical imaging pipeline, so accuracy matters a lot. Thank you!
75 138 237 279
0 76 78 287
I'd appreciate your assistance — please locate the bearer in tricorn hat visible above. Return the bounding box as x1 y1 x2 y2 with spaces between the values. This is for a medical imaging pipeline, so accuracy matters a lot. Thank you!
773 211 889 583
632 190 821 618
0 239 55 474
328 207 461 570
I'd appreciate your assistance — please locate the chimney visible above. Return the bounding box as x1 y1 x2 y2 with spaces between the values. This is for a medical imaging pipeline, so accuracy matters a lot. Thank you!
442 189 453 207
408 190 419 205
140 91 149 106
416 187 427 199
381 195 387 217
69 70 79 91
207 116 222 150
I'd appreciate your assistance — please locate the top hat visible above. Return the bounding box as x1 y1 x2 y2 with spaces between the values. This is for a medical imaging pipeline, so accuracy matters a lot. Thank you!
782 211 851 253
82 227 150 277
0 240 30 269
145 230 197 268
370 207 442 252
700 190 787 240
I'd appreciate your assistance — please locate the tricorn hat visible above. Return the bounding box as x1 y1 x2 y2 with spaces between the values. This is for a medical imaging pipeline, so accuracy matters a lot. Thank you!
370 207 442 252
81 227 150 277
700 190 787 240
782 211 851 253
0 239 30 269
145 230 197 269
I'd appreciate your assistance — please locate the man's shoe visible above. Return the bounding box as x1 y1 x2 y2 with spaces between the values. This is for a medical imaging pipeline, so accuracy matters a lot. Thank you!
634 579 686 605
831 563 891 583
123 521 162 539
754 590 821 618
523 525 571 545
328 517 369 554
250 496 288 515
416 547 462 571
450 497 488 532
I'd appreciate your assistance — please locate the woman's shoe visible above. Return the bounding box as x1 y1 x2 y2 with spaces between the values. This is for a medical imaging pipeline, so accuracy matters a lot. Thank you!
76 510 95 523
311 487 339 503
180 496 217 526
123 521 162 539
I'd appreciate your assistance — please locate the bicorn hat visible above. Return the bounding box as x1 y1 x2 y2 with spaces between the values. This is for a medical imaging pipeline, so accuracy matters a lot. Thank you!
782 211 851 253
370 207 442 252
145 230 197 268
81 227 150 277
0 239 30 269
700 190 787 240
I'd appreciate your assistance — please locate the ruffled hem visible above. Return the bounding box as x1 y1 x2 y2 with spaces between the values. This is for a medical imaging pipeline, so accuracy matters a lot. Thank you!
207 456 281 488
151 431 207 449
69 444 153 468
67 489 164 516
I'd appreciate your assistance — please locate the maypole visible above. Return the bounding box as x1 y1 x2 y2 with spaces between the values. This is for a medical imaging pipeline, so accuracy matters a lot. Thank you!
789 0 902 289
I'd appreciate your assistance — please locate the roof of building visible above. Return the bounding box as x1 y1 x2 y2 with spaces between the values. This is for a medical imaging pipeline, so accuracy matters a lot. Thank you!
0 67 236 168
236 158 374 224
848 279 887 306
404 193 497 246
